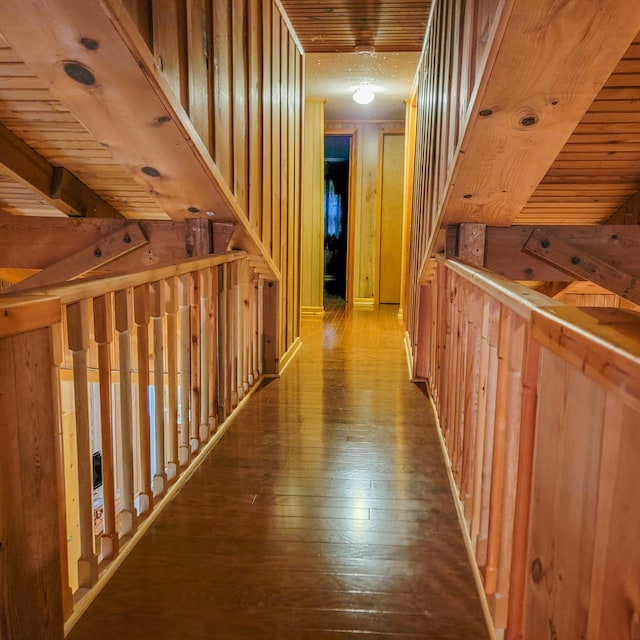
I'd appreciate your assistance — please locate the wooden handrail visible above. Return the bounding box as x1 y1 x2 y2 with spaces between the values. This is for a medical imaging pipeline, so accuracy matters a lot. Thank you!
0 251 249 305
436 255 562 320
532 305 640 413
0 294 61 337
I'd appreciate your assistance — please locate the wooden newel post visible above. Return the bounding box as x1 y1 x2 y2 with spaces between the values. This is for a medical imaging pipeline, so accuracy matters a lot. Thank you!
0 297 65 640
262 279 280 375
66 300 99 589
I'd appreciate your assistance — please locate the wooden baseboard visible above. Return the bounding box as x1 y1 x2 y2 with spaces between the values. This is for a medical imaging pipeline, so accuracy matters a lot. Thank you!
301 306 325 316
353 297 374 307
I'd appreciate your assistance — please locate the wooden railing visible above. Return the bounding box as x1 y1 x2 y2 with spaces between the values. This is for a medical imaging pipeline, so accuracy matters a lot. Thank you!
0 251 276 638
415 257 640 638
406 0 504 355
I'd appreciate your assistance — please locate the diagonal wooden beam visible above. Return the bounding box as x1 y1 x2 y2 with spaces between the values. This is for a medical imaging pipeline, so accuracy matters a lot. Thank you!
0 217 232 277
446 224 640 283
9 223 147 292
0 0 278 279
0 122 122 218
522 228 640 305
421 0 640 281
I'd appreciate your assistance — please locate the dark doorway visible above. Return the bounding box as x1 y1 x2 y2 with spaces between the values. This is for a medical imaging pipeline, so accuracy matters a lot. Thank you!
324 135 350 300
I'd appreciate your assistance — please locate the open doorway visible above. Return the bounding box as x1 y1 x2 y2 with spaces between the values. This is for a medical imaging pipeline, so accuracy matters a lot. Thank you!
324 135 351 301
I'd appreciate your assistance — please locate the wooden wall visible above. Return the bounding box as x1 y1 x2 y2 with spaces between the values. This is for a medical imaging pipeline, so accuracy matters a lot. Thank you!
123 0 304 365
325 120 404 304
418 257 640 638
301 98 325 314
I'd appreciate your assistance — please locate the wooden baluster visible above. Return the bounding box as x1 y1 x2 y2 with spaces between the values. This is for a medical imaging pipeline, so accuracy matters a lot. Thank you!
199 269 210 443
150 281 166 496
494 316 527 627
178 273 191 466
461 291 481 522
66 300 99 588
164 277 179 481
505 336 540 640
134 284 152 514
50 322 73 618
114 289 136 536
242 263 250 394
218 264 230 418
477 300 500 566
471 296 491 549
237 261 246 399
189 272 201 452
229 262 239 407
485 307 513 595
249 274 260 385
93 293 119 559
208 266 219 434
257 277 264 377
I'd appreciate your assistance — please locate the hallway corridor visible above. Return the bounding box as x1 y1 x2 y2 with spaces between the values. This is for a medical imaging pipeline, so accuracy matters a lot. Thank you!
67 300 489 639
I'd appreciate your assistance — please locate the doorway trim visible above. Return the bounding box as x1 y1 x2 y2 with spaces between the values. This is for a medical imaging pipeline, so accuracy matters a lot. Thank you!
324 129 356 305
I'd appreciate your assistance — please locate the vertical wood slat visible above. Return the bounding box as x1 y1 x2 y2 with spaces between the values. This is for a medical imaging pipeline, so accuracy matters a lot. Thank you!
212 0 233 185
134 284 152 514
199 269 210 442
232 0 248 210
494 316 526 626
484 307 513 595
258 277 264 376
218 264 229 419
248 0 263 233
271 3 281 267
186 0 212 149
252 276 259 381
164 276 179 481
229 261 238 407
505 336 541 640
261 0 273 253
114 288 136 536
477 300 500 567
152 0 188 109
66 300 99 588
93 294 119 559
207 266 218 434
150 281 167 496
178 273 191 466
189 272 201 452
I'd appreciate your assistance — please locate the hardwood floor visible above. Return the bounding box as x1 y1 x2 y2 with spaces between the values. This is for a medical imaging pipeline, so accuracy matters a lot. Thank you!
67 298 490 639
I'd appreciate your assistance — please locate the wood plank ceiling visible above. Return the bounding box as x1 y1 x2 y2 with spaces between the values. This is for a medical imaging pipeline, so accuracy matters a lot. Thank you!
0 33 166 220
517 33 640 225
279 0 431 53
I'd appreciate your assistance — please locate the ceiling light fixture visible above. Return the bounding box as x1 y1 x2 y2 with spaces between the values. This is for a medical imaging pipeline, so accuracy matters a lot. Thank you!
353 86 375 105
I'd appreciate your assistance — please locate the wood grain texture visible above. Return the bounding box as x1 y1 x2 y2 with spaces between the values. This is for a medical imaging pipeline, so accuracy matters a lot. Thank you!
0 328 64 640
66 299 489 640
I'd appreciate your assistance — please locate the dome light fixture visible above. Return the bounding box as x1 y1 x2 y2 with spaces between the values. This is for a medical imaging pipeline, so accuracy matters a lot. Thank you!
353 86 375 105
